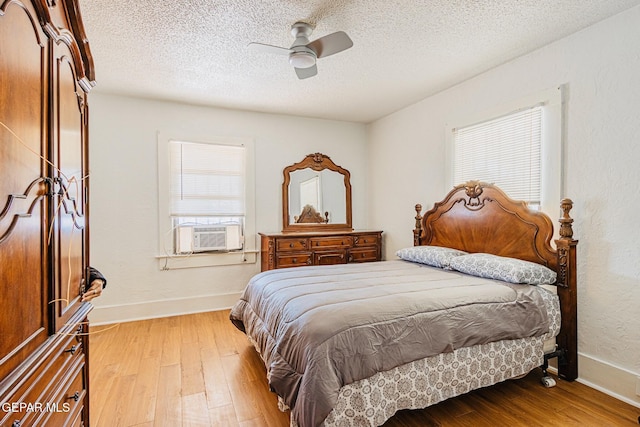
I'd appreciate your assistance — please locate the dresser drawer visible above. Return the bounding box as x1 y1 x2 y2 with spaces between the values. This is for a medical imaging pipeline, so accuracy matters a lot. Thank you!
354 234 380 247
349 247 379 263
314 250 348 265
309 236 353 249
276 253 312 268
276 237 308 252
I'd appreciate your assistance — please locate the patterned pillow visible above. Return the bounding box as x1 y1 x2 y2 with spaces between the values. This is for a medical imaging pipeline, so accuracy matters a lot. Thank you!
396 246 468 269
449 253 557 285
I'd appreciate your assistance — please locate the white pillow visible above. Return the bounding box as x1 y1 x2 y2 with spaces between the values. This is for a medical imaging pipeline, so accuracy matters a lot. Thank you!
396 246 468 269
449 253 557 285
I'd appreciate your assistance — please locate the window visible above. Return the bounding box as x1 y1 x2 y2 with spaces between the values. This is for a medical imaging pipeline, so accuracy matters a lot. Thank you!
158 135 256 268
447 86 563 216
170 140 245 231
452 106 543 206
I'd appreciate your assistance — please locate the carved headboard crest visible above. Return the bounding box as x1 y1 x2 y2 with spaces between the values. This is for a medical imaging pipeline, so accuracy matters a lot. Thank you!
462 180 488 209
464 180 483 199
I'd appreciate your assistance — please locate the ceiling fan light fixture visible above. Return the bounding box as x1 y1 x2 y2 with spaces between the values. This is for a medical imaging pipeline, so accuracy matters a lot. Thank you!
289 51 316 69
250 22 352 79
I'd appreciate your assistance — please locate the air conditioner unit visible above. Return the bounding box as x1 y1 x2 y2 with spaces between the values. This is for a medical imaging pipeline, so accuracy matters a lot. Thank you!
176 223 243 254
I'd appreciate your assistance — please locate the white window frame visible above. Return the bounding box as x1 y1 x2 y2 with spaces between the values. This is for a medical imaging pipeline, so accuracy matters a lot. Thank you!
157 133 257 269
445 86 564 220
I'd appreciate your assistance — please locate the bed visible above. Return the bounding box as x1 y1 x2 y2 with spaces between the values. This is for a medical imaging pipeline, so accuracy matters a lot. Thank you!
230 181 578 427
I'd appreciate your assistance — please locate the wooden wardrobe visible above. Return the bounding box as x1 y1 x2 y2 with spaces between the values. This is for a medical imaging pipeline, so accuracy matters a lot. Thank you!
0 0 95 425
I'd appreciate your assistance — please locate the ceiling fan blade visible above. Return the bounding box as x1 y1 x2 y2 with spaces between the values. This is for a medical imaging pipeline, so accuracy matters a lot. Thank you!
307 31 353 58
295 64 318 79
247 42 291 56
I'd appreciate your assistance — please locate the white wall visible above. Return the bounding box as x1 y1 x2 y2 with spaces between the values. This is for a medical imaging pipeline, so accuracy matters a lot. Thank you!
88 94 367 323
367 6 640 407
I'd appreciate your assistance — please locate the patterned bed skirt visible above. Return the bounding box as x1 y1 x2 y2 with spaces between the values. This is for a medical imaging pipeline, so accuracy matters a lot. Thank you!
282 288 561 427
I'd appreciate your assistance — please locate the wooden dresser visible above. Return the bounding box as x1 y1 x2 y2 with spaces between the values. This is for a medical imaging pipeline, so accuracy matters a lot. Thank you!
259 231 383 271
1 1 95 426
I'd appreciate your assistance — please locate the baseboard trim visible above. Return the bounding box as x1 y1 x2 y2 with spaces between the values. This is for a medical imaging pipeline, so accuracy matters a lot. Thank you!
89 292 243 325
576 353 640 409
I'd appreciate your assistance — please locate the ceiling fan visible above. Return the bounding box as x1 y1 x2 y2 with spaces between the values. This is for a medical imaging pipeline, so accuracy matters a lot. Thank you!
248 22 353 79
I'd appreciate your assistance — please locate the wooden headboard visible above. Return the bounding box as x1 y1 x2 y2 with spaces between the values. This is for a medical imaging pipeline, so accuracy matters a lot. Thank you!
413 181 578 381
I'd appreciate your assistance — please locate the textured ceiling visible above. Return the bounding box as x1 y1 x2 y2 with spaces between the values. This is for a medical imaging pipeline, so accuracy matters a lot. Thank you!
78 1 640 123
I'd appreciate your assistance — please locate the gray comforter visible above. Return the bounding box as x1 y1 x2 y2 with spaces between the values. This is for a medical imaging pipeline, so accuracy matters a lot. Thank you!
229 260 550 427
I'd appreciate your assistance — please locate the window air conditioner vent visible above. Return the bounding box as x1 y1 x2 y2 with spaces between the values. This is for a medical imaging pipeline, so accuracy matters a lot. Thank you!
176 223 243 253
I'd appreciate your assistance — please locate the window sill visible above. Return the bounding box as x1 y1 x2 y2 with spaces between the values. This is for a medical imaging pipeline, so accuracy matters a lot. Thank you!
156 250 258 270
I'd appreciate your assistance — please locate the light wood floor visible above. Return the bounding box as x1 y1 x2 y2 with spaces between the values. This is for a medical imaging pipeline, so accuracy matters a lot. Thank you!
89 310 639 426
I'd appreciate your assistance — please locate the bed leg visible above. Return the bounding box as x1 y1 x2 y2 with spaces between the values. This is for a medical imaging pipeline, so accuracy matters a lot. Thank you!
541 375 556 388
540 348 567 388
540 357 556 387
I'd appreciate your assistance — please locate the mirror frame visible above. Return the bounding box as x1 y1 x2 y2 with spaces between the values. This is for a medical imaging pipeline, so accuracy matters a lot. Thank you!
282 153 352 233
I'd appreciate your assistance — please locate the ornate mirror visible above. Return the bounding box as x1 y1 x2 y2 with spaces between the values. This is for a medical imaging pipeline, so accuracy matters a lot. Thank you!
282 153 352 232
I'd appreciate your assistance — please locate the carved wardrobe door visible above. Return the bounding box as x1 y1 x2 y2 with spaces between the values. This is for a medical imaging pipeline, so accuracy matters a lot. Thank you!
0 0 51 387
50 24 89 332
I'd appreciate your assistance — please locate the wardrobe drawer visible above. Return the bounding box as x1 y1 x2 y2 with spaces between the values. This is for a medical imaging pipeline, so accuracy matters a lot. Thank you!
36 358 86 427
0 325 84 427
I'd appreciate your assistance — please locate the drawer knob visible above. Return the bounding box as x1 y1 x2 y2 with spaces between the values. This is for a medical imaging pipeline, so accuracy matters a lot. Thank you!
65 345 78 355
292 258 297 263
289 243 294 248
67 391 80 402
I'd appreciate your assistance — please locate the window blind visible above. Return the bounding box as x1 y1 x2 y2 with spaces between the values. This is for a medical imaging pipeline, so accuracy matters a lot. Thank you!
452 106 542 204
169 141 245 217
